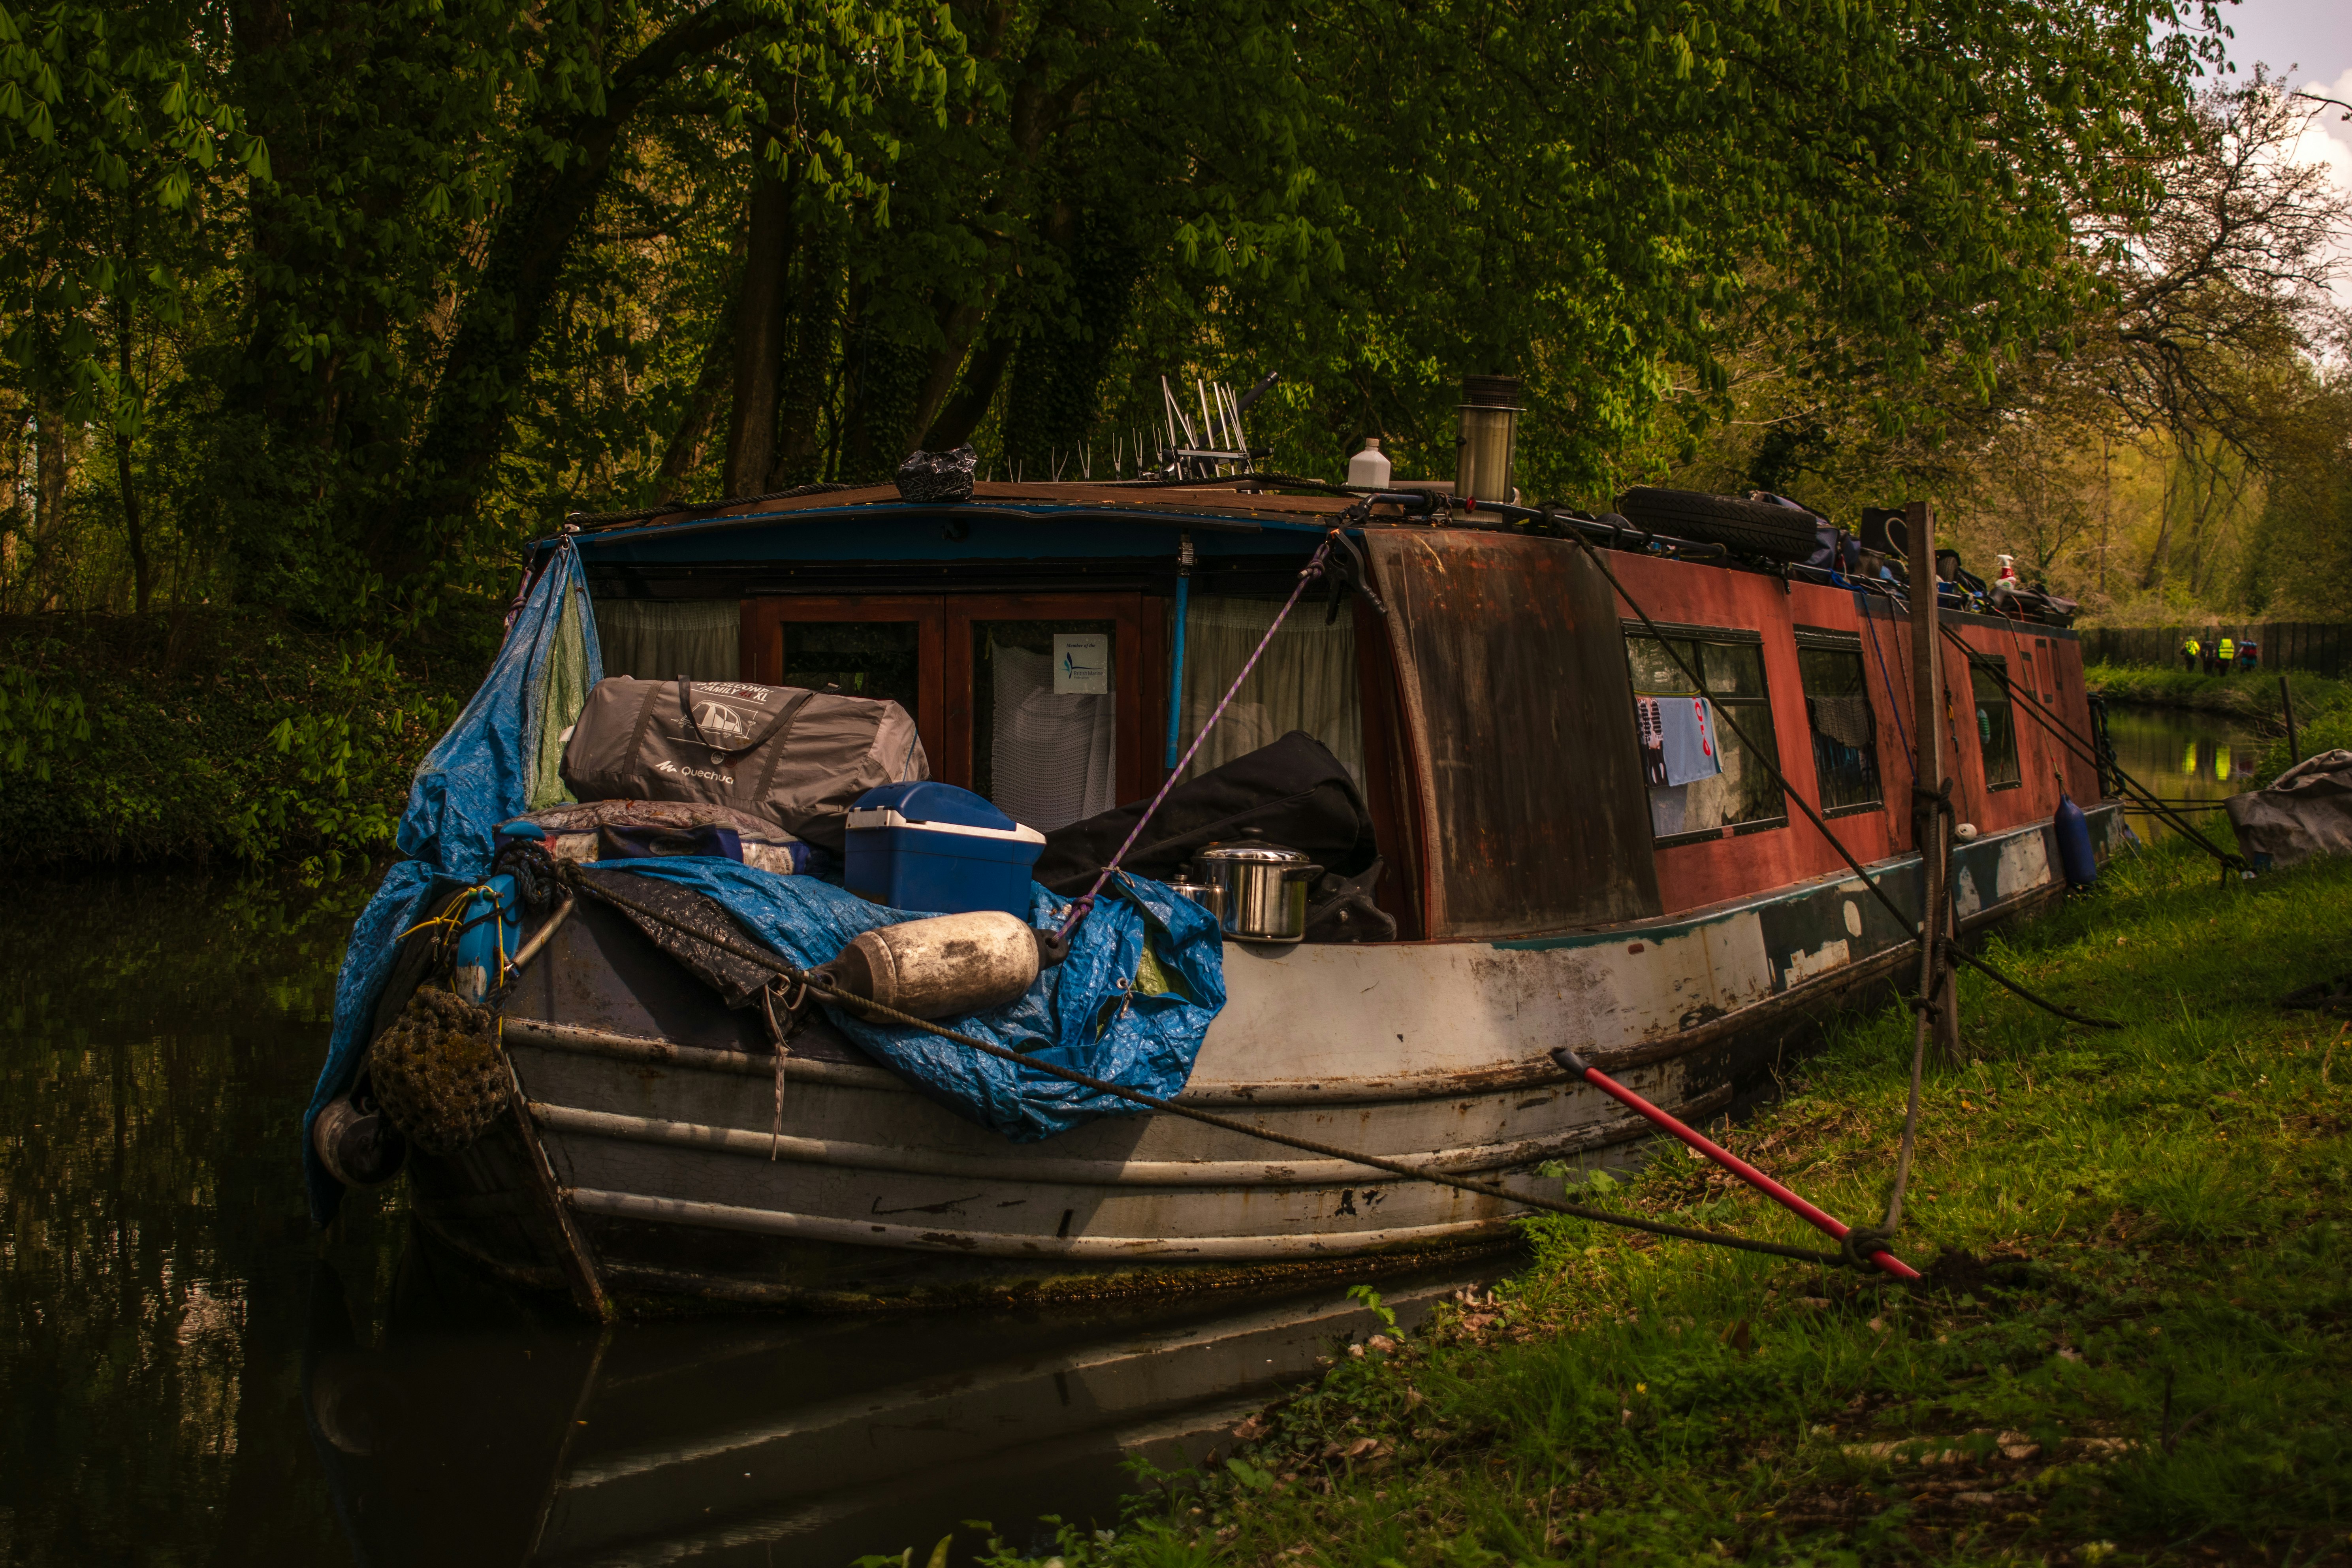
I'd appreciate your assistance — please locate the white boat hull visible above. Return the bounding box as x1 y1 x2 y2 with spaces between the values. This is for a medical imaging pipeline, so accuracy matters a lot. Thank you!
409 807 2117 1307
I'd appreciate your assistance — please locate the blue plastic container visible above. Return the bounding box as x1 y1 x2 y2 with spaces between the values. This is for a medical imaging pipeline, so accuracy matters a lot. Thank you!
845 782 1046 915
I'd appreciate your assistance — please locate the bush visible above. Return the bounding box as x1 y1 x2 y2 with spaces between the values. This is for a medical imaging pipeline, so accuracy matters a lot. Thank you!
0 606 497 876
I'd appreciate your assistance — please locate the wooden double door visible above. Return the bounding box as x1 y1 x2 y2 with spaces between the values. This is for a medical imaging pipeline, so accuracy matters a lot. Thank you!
739 593 1165 818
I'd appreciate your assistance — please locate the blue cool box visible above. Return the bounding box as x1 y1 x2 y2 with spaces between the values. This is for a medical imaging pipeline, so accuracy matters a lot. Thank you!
844 782 1047 916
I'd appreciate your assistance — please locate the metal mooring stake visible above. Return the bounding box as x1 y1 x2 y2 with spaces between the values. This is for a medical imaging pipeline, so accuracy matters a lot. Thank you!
1549 1048 1921 1280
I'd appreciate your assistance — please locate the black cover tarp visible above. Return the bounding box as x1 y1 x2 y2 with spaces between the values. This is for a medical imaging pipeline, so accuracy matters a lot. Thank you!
1034 732 1377 894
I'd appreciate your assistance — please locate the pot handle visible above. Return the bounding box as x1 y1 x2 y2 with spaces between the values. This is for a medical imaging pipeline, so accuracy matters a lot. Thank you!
1282 863 1325 882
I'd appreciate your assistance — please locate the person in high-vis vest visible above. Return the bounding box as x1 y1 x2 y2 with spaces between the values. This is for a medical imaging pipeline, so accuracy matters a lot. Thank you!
2183 636 2201 671
2218 635 2236 671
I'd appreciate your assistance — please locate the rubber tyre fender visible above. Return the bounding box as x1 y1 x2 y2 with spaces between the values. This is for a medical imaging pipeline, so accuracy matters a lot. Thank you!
1614 487 1822 563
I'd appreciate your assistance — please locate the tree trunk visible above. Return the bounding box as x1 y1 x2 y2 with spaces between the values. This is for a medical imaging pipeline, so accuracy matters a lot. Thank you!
2139 451 2178 591
32 387 68 577
115 293 151 616
768 223 839 488
117 435 150 616
908 299 985 450
385 4 760 586
655 327 736 504
386 138 626 581
722 156 799 497
922 331 1017 451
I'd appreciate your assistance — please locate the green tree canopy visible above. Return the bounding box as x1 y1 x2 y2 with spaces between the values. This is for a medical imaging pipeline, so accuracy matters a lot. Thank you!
7 0 2312 628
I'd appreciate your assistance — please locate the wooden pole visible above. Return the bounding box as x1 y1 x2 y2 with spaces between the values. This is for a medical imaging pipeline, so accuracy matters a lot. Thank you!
2282 674 2300 766
1904 500 1961 1065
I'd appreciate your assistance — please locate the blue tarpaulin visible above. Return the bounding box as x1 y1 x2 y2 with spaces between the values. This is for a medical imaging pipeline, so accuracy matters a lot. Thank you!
608 857 1224 1140
305 542 1226 1222
305 542 603 1224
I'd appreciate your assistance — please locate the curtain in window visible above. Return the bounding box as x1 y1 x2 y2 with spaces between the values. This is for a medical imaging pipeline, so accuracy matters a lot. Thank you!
1177 595 1362 785
1796 644 1881 811
593 599 742 682
989 640 1117 831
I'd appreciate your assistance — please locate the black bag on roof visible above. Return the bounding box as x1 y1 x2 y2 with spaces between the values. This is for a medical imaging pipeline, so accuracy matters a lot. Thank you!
1033 731 1377 896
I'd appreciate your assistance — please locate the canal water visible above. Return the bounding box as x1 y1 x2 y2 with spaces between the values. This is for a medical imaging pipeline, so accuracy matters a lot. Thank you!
0 872 1496 1568
2098 703 2270 839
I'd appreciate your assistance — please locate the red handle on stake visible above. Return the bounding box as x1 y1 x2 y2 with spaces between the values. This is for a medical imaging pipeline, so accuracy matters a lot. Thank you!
1550 1048 1920 1281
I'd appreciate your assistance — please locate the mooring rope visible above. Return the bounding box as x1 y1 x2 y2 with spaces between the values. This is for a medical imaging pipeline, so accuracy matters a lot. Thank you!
544 858 1867 1269
1053 527 1348 941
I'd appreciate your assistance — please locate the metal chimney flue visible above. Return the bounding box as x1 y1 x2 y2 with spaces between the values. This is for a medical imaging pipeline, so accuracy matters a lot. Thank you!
1454 375 1522 508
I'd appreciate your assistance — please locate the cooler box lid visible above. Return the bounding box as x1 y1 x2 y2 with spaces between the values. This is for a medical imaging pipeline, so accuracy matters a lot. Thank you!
847 782 1045 845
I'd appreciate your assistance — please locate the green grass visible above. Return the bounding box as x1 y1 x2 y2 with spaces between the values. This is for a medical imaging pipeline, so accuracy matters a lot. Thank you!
929 836 2352 1568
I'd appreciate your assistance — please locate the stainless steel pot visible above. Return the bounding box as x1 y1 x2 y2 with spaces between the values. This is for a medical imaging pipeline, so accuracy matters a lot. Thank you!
1194 842 1323 943
1166 878 1227 924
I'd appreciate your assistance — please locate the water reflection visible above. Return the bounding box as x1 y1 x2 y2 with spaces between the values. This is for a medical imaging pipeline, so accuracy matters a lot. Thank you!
311 1238 1481 1566
0 870 406 1565
2098 706 2266 839
0 869 1499 1567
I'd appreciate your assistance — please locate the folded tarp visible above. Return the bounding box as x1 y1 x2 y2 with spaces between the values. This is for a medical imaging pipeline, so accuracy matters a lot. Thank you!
597 858 1225 1141
2226 749 2352 870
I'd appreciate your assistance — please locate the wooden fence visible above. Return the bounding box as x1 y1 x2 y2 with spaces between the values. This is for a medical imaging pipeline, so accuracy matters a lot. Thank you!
2081 623 2352 680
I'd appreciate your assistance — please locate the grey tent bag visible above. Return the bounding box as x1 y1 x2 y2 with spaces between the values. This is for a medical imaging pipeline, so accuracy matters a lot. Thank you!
559 677 927 851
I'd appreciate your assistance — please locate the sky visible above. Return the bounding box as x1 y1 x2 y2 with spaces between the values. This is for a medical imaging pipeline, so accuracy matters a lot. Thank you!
2213 0 2352 318
2213 0 2352 96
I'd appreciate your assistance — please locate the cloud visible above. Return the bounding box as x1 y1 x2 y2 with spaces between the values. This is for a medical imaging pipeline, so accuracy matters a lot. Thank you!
2282 70 2352 320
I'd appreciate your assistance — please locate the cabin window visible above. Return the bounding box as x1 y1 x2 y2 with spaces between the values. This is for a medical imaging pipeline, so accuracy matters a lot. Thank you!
1793 631 1880 816
1623 629 1785 842
1971 656 2022 789
740 597 947 773
783 621 924 716
1174 595 1363 786
594 599 742 681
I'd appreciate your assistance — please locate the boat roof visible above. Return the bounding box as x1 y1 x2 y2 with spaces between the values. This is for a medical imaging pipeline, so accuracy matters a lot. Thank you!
561 481 1360 544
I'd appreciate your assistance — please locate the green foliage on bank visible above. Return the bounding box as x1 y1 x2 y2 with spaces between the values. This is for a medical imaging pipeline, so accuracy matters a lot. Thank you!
2084 661 2348 724
930 836 2352 1567
0 0 2250 629
0 608 499 874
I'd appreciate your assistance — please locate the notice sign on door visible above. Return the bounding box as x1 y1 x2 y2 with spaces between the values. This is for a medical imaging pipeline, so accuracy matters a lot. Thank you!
1053 633 1110 695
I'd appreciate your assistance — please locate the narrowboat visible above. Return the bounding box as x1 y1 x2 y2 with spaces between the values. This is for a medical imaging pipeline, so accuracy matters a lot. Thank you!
322 466 2121 1311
